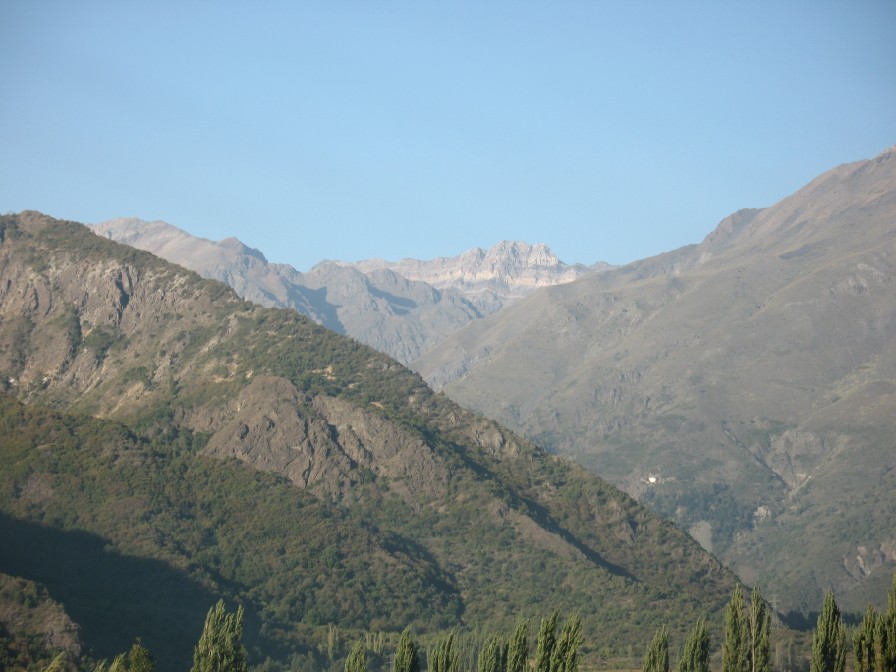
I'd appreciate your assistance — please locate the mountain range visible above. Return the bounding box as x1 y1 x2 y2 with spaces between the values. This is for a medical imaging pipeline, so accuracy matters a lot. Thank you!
415 145 896 615
0 212 731 669
92 146 896 618
92 219 604 365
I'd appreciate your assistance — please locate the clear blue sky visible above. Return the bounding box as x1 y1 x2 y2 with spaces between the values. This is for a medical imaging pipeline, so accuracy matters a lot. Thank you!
2 2 894 270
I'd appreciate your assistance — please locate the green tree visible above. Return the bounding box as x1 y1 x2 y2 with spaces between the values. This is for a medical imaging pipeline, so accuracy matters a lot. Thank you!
550 613 582 672
748 586 770 672
642 626 669 672
676 620 709 672
126 639 154 672
506 619 529 672
429 632 459 672
191 600 248 672
811 590 846 672
344 640 365 672
42 653 68 672
534 611 559 672
479 636 503 672
882 573 896 672
394 627 420 672
107 654 127 672
723 585 748 672
853 605 877 672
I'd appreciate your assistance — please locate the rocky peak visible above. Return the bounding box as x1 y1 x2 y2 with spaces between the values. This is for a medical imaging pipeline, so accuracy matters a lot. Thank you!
347 240 607 300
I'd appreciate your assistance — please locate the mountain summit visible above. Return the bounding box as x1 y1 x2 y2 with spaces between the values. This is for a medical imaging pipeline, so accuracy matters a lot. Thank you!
92 221 605 364
414 146 896 615
345 240 607 307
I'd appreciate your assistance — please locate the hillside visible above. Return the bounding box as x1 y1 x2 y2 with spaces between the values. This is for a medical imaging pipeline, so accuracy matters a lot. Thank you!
92 219 602 365
0 212 733 669
415 146 896 615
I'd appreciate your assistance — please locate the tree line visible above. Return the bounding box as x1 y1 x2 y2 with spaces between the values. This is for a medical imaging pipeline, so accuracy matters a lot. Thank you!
38 575 896 672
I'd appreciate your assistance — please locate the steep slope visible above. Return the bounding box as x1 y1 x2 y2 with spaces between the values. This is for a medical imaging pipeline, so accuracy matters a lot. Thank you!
415 146 896 615
0 212 733 668
92 220 603 365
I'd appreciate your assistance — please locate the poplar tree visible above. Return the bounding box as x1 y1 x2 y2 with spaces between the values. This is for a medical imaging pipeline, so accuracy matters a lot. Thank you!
550 613 583 672
108 653 128 672
191 600 248 672
479 636 503 672
430 632 460 672
394 627 420 672
344 640 366 672
534 611 559 672
676 620 709 672
811 590 846 672
723 585 748 672
642 625 669 672
506 619 530 672
748 586 771 672
883 573 896 672
853 605 877 672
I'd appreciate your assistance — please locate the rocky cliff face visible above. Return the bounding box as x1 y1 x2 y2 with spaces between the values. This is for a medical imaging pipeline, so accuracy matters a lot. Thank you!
347 240 607 307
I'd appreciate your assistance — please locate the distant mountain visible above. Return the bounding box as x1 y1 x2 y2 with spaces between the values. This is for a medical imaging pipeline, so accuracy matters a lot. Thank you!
92 219 603 364
344 241 609 313
415 146 896 615
0 212 733 669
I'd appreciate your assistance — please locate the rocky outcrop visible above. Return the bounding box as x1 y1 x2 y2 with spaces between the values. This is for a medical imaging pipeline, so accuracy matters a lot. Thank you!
199 375 451 501
347 240 608 311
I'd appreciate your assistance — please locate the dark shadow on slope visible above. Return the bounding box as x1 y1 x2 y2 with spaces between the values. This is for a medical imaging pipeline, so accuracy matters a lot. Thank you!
428 429 636 583
0 513 218 670
367 285 418 314
290 286 345 334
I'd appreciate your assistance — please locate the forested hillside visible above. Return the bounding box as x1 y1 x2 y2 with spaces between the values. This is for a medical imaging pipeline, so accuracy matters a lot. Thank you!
0 212 733 670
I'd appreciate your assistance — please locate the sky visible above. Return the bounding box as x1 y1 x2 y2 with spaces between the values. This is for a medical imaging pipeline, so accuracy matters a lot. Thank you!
1 2 894 270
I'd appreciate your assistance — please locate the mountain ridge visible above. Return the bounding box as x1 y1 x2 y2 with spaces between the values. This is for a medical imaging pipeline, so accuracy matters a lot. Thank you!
1 210 733 668
413 145 896 614
92 219 603 365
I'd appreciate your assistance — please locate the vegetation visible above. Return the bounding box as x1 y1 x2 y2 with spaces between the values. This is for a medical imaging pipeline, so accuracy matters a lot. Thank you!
642 626 669 672
723 586 748 672
852 573 896 672
810 591 845 672
20 584 896 672
748 587 770 672
676 621 709 672
394 628 421 672
192 601 248 672
2 213 895 671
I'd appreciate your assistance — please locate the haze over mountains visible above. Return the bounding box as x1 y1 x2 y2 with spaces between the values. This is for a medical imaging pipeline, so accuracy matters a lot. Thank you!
4 145 894 668
90 146 896 619
416 145 896 614
92 218 604 365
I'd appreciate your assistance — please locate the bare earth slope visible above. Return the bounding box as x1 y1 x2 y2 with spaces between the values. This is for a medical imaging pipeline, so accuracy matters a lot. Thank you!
415 146 896 615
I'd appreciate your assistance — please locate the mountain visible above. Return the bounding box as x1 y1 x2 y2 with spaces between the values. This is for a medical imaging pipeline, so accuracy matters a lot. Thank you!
415 146 896 615
92 219 602 365
0 212 733 669
344 241 609 313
